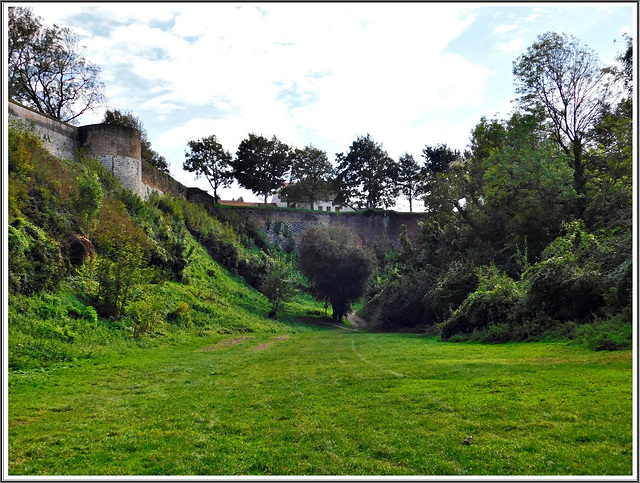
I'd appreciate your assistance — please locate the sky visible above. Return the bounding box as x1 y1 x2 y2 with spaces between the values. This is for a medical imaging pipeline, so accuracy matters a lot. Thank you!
6 2 637 209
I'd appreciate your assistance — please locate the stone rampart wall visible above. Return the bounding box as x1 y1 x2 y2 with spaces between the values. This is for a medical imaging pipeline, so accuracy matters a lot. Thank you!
8 100 423 248
142 160 188 198
228 207 423 248
8 100 189 200
8 101 78 161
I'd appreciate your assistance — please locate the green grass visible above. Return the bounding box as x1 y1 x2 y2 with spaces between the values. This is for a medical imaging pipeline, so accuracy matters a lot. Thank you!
8 329 632 476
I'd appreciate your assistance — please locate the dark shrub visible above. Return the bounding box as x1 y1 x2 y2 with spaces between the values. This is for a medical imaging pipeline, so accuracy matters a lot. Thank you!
440 266 521 340
9 218 63 295
427 259 479 322
522 258 605 323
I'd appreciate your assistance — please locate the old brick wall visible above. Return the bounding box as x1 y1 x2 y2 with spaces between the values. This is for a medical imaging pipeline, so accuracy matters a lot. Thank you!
8 101 78 160
229 207 423 248
78 123 144 197
142 160 188 198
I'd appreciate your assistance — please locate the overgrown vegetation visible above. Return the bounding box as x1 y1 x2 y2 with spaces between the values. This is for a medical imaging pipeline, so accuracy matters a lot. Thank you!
7 122 320 372
361 36 632 348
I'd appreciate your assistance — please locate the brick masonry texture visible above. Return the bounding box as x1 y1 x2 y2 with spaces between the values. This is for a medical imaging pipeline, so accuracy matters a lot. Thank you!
9 102 78 161
8 100 424 248
8 100 186 200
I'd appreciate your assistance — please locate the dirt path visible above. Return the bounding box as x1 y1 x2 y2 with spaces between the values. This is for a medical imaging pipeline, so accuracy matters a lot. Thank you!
347 312 368 330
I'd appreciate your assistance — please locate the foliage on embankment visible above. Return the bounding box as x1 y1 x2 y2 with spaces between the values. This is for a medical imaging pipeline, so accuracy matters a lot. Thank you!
8 123 320 371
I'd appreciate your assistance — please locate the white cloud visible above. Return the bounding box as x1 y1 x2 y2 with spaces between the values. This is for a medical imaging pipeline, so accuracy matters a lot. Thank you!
495 24 518 34
131 3 488 163
496 37 525 53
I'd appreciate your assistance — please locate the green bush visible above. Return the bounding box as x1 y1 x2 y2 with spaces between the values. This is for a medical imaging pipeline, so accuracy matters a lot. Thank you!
362 267 436 330
167 301 192 328
522 258 605 322
440 266 522 340
573 311 632 351
9 218 63 295
427 259 479 322
126 290 167 338
8 292 108 370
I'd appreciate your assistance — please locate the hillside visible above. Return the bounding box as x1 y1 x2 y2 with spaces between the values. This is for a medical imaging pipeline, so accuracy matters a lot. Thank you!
6 118 634 479
8 122 323 372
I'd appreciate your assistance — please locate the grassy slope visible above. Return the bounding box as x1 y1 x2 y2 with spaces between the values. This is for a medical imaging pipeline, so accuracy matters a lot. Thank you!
8 122 324 371
7 125 633 476
8 330 632 476
8 227 323 372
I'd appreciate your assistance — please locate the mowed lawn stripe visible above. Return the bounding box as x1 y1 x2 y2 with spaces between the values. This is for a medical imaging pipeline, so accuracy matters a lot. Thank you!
8 329 632 475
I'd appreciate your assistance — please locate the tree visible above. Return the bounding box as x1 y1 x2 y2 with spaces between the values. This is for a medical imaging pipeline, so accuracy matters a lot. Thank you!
8 7 106 123
281 145 333 210
335 134 399 210
585 37 633 231
467 116 507 162
233 134 292 204
421 144 473 221
183 135 233 203
479 111 576 266
103 109 169 172
422 143 460 176
298 224 375 321
260 255 299 318
72 172 103 237
397 153 423 212
513 32 609 217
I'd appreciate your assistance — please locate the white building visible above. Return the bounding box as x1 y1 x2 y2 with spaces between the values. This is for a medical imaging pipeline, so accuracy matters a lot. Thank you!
271 185 355 213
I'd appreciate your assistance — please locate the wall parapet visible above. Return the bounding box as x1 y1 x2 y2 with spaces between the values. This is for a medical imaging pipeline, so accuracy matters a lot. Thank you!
222 205 423 248
8 100 190 200
8 100 78 161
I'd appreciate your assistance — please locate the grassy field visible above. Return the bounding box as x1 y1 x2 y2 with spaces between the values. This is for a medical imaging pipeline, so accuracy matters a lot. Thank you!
8 325 633 476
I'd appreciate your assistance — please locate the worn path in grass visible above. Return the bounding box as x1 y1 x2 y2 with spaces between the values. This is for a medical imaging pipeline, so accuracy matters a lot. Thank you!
8 326 633 476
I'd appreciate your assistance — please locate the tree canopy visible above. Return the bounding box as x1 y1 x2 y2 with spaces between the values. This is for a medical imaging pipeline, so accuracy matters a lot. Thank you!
513 31 609 216
233 134 292 204
362 37 631 344
335 134 399 210
397 153 423 213
298 224 375 322
8 6 106 123
281 145 334 210
184 135 233 203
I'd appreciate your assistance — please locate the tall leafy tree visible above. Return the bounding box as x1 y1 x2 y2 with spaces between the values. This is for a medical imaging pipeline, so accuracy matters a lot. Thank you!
335 134 399 210
103 109 169 172
8 7 106 123
480 111 576 265
513 32 609 217
397 153 423 212
422 143 460 175
298 224 375 322
72 172 103 237
184 135 233 203
282 145 333 210
467 116 507 162
260 255 300 319
233 134 292 204
421 144 471 217
585 36 633 231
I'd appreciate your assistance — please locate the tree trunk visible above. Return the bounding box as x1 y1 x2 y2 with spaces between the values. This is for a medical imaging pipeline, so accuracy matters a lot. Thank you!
572 138 587 219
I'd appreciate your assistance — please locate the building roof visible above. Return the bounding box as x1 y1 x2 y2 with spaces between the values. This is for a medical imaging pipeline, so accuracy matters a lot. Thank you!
218 199 277 207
